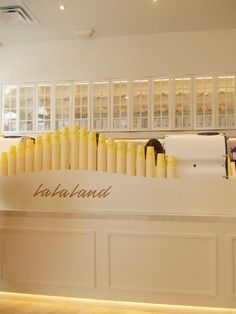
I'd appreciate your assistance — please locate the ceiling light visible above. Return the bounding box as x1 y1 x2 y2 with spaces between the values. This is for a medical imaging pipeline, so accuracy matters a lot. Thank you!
153 0 158 2
59 4 66 10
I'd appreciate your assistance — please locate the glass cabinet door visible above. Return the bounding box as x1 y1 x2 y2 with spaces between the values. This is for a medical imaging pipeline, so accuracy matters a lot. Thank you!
132 80 149 130
37 85 52 132
3 85 18 132
111 80 129 130
55 83 71 130
216 76 235 129
92 81 109 131
73 82 89 129
152 79 170 129
195 77 214 129
174 78 192 129
19 85 34 132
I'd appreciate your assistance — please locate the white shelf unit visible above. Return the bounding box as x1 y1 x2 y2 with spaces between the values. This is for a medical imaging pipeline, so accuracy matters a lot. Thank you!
19 85 35 133
2 85 18 133
173 77 192 130
91 81 110 132
216 75 236 129
73 82 90 130
131 79 150 130
55 83 72 131
36 84 53 132
111 80 129 131
151 78 171 130
194 76 215 129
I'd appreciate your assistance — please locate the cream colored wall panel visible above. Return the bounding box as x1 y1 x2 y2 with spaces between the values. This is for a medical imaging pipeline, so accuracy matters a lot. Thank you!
2 227 96 288
107 232 217 296
229 236 236 297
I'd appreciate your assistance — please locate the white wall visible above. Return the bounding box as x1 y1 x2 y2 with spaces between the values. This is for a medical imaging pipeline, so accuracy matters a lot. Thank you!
0 28 236 83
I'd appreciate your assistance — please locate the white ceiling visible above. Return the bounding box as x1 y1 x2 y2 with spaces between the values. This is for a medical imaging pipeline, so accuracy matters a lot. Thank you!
0 0 236 45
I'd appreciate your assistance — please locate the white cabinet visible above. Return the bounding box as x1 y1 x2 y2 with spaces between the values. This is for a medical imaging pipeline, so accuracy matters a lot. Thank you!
216 76 235 129
173 78 192 129
36 84 52 132
111 80 129 131
73 82 90 129
2 85 18 132
19 85 35 132
194 77 214 129
55 83 71 131
91 81 110 131
151 79 171 130
131 80 150 130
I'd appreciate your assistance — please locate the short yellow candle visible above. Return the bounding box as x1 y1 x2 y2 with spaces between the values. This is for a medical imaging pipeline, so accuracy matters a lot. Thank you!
136 145 145 177
167 155 177 179
107 138 116 173
16 141 25 174
60 127 70 170
116 141 126 174
43 132 51 171
145 146 155 178
126 142 135 176
79 127 88 170
51 130 60 170
8 145 16 176
88 132 97 171
25 139 34 173
156 153 166 179
34 136 43 172
97 134 107 172
0 152 8 176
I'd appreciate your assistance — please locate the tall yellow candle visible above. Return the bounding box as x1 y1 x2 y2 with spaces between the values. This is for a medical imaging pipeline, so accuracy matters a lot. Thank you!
116 141 126 174
43 132 51 171
0 152 8 176
167 155 177 179
107 138 116 173
126 142 135 176
8 145 16 176
34 136 43 171
70 126 79 170
136 145 145 177
97 134 107 172
79 127 88 170
51 130 60 170
156 153 166 179
25 139 34 173
88 132 97 171
60 127 70 170
16 141 25 174
145 146 155 178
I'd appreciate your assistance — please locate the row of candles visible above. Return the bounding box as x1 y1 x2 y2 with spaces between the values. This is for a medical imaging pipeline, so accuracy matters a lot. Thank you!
0 126 177 178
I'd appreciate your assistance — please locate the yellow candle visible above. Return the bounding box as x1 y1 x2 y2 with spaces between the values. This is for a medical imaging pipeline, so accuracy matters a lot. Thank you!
79 127 88 170
107 138 116 173
16 141 25 174
145 146 155 178
126 142 135 176
60 127 70 170
156 153 166 179
167 155 177 179
70 126 79 170
34 136 43 172
88 132 97 171
43 132 51 171
51 130 60 170
8 145 16 176
25 139 34 173
97 134 107 172
0 152 8 176
116 141 126 174
136 145 145 177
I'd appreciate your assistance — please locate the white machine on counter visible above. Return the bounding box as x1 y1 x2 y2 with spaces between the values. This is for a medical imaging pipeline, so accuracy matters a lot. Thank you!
165 133 227 178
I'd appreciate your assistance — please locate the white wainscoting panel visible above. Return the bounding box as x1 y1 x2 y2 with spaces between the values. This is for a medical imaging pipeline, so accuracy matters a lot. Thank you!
2 227 96 289
107 232 217 296
229 235 236 297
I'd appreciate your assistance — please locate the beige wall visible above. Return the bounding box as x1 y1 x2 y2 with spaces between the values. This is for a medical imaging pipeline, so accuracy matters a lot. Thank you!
0 28 236 83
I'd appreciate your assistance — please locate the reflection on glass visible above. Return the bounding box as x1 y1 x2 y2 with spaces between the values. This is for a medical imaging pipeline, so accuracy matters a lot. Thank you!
37 85 51 131
132 80 149 130
112 81 129 129
92 82 109 130
152 79 170 129
74 82 89 129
